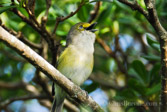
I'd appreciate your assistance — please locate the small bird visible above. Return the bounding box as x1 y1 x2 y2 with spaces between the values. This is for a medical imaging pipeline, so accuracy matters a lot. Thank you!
51 22 97 112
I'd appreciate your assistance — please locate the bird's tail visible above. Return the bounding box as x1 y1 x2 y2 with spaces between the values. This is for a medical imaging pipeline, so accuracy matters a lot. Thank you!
51 85 66 112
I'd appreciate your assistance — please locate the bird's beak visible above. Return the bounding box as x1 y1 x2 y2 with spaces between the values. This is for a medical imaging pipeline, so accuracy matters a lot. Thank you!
85 22 98 33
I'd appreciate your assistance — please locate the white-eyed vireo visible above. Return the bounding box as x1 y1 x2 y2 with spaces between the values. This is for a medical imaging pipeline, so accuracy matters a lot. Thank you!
51 22 97 112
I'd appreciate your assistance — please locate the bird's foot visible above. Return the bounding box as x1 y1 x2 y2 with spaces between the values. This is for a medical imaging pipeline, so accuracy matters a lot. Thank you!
84 90 89 99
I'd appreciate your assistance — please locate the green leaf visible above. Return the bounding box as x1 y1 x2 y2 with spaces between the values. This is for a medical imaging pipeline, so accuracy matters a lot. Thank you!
146 83 161 95
77 4 92 22
128 78 147 95
90 0 113 3
149 63 161 84
84 82 99 93
56 30 67 36
152 43 160 52
126 107 140 112
146 34 158 44
60 40 66 47
0 5 17 14
137 0 146 9
141 54 160 61
114 0 132 12
19 0 29 8
146 34 160 51
132 60 148 85
114 88 138 101
97 5 112 24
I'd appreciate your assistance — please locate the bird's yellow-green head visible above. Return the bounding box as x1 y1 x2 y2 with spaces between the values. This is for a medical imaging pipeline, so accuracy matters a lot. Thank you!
67 22 97 52
73 22 98 32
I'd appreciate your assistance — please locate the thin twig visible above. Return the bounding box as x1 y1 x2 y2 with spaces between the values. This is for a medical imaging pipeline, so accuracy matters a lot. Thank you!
0 81 26 89
33 70 53 102
41 0 51 27
27 0 36 15
11 6 57 67
118 0 149 18
0 48 26 62
0 94 48 109
64 99 80 112
10 0 53 49
1 24 42 49
89 73 124 90
19 35 42 49
52 0 85 36
88 2 101 23
96 38 127 74
23 0 40 28
96 38 114 56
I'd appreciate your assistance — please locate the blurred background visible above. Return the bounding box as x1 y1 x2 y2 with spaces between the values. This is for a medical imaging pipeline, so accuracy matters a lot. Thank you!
0 0 167 112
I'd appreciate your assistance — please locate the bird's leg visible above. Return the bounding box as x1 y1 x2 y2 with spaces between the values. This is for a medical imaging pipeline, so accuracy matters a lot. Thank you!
52 82 55 96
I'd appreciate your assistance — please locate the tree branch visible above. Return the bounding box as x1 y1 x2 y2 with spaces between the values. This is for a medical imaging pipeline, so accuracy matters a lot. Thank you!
144 0 167 37
0 81 26 89
96 38 127 74
41 0 51 27
89 73 124 90
118 0 149 17
33 70 53 102
88 2 101 23
0 26 104 112
11 8 53 45
0 94 48 109
64 99 80 112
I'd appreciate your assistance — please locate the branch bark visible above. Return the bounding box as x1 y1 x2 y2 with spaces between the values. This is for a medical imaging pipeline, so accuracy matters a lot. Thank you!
0 26 104 112
118 0 148 17
0 81 26 89
144 0 166 37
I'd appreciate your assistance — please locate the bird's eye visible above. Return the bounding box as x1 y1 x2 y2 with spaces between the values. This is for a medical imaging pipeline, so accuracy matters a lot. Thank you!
79 25 83 29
